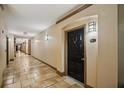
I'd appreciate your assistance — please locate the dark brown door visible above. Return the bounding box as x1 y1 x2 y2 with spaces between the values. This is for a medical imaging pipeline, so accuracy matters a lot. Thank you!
6 37 9 65
28 40 31 55
67 27 84 83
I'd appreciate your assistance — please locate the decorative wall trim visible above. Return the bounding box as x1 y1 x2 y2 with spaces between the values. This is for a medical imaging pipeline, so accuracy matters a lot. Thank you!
56 70 65 76
31 55 66 77
56 4 93 24
1 72 4 88
1 81 3 88
31 55 57 70
84 84 93 88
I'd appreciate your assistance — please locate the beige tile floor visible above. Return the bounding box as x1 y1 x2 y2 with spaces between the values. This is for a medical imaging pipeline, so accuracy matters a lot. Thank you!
2 51 84 88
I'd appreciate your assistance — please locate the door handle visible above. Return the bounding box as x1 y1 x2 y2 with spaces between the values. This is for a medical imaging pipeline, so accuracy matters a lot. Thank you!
81 58 85 61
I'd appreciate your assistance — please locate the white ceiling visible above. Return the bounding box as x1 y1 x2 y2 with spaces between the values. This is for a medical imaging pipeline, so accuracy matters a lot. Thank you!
4 4 77 38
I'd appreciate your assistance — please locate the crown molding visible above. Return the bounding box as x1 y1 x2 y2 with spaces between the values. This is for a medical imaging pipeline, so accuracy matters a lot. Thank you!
56 4 93 24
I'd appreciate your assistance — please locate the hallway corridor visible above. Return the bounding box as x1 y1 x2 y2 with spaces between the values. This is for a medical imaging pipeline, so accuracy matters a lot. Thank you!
2 52 83 88
0 4 119 88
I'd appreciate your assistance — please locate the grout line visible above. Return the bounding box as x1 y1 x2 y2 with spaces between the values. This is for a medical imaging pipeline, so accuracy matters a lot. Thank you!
3 52 82 88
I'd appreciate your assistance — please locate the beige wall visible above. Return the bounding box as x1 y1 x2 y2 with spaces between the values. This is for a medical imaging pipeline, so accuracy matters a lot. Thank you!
25 39 29 54
31 4 118 88
8 34 15 61
21 42 26 53
21 39 30 54
31 25 58 68
0 9 7 87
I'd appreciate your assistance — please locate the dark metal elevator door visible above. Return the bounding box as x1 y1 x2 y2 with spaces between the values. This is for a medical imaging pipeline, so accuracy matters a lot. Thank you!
67 27 84 83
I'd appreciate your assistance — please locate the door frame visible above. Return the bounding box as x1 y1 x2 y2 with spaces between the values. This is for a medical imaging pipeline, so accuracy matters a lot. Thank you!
64 25 87 84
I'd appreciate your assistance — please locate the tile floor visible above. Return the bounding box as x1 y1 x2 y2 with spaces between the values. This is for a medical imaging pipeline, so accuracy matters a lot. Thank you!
2 51 84 88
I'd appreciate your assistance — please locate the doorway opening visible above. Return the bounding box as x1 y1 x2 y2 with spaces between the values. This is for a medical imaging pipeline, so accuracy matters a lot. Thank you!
64 26 86 84
6 37 9 66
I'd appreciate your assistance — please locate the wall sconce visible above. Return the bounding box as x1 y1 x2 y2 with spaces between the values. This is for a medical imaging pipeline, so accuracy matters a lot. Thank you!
45 33 48 40
88 21 96 33
88 21 97 43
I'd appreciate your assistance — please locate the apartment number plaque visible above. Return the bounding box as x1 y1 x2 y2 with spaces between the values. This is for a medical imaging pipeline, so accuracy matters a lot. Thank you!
90 38 96 43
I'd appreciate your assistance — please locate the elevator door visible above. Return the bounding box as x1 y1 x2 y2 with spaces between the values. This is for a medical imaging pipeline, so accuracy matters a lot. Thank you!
67 27 84 83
